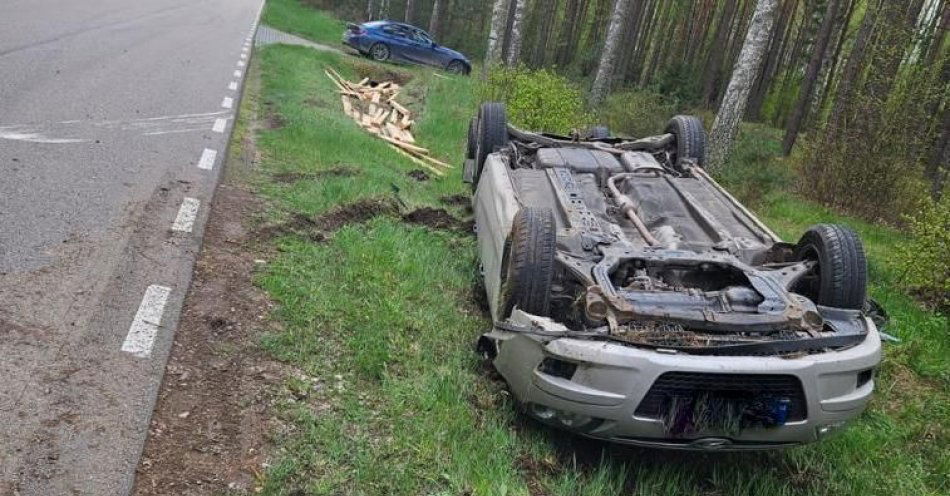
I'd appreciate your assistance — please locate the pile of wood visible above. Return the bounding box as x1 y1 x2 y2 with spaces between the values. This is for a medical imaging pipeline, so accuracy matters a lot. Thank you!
324 68 452 177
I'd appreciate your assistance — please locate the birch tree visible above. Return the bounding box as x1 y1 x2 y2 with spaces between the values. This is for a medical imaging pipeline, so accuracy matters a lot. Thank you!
429 0 445 38
506 0 528 66
708 0 779 169
405 0 414 23
589 0 636 107
484 0 511 75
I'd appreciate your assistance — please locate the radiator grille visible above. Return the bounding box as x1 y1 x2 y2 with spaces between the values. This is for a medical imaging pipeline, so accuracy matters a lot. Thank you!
635 372 807 422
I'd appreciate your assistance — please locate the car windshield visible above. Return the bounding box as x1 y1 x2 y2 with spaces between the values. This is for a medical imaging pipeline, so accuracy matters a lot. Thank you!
412 29 432 45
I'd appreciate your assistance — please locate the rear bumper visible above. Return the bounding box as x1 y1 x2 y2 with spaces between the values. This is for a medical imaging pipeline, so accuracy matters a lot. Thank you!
487 311 882 450
341 33 366 52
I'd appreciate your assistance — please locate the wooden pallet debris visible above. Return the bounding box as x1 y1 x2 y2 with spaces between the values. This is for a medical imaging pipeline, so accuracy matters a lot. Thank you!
325 68 451 176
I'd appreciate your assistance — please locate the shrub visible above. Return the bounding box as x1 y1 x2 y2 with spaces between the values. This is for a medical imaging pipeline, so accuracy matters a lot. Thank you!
477 66 590 134
894 197 950 311
714 122 794 207
596 89 677 138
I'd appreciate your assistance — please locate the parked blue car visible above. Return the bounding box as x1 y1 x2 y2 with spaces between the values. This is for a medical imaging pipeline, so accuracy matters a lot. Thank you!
343 21 471 75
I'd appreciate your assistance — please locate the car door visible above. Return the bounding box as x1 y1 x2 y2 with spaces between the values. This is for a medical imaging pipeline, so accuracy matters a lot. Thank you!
399 28 438 67
378 24 413 63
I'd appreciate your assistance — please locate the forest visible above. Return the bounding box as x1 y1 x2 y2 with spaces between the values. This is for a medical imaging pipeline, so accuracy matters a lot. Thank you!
305 0 948 307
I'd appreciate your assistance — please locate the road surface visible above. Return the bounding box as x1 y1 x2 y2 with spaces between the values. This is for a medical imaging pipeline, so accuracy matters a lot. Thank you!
0 0 264 493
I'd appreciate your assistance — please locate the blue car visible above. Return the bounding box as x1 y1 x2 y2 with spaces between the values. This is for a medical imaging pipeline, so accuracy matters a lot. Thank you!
343 20 471 75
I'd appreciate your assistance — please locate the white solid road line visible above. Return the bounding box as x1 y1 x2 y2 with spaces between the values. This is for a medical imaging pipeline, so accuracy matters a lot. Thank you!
212 117 227 133
171 197 201 232
233 70 242 78
221 96 234 109
121 285 172 358
228 81 238 90
197 148 217 170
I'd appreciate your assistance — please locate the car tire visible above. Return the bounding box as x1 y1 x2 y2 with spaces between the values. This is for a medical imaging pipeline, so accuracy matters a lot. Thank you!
794 224 868 310
500 207 556 318
466 116 478 160
665 115 706 170
474 102 508 185
447 60 468 75
369 43 390 62
588 126 610 139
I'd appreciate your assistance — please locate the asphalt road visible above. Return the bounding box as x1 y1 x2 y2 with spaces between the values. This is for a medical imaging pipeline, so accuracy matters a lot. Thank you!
0 0 264 493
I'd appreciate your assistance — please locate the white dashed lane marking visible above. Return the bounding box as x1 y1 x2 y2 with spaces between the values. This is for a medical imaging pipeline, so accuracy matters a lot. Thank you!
228 81 238 90
121 285 172 358
233 70 242 78
197 148 217 170
237 60 246 67
172 197 201 232
240 53 247 59
221 96 233 109
212 117 227 133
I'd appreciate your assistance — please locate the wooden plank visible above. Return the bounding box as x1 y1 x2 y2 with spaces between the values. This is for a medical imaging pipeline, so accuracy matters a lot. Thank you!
391 146 445 176
379 135 430 154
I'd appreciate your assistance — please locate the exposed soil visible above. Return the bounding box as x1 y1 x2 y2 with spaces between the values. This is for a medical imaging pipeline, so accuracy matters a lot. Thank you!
439 194 472 214
272 166 358 184
256 197 401 242
402 207 473 233
256 198 472 242
133 182 284 496
351 59 413 86
407 169 430 181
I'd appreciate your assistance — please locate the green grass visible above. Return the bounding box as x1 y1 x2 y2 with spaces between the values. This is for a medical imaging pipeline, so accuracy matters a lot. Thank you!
238 38 948 496
262 0 348 46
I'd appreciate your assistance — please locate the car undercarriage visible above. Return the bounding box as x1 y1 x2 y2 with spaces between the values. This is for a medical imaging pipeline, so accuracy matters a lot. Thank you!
464 103 882 449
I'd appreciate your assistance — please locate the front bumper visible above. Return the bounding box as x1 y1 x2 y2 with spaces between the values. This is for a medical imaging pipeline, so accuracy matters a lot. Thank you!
487 311 882 450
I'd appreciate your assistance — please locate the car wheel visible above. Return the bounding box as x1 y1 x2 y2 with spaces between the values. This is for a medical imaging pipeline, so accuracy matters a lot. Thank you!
474 102 508 186
446 60 468 75
466 116 478 160
793 224 868 310
500 207 556 318
588 126 610 140
370 43 390 61
665 115 706 170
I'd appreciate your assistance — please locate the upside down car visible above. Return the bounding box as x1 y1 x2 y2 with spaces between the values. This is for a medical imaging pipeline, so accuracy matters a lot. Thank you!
464 102 882 450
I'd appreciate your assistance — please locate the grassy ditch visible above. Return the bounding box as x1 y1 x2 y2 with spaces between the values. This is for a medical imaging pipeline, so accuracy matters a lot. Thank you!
262 0 348 46
235 42 948 496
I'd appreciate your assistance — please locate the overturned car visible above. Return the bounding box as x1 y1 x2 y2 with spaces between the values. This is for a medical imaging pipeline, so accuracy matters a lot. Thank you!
464 103 881 450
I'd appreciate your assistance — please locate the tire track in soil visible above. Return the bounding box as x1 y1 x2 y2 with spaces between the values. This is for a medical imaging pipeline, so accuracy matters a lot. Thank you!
132 181 286 495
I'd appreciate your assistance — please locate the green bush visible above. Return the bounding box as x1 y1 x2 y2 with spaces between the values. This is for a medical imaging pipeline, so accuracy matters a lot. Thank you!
477 66 590 134
895 197 950 311
596 88 677 138
714 122 794 207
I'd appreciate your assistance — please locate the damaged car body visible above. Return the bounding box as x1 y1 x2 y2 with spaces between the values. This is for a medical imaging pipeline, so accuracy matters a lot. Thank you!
464 103 882 450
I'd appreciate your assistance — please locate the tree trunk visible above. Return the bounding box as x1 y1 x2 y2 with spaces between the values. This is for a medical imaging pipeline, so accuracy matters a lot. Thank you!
378 0 389 19
826 0 880 134
589 0 636 106
782 0 842 155
429 0 445 38
748 0 798 120
532 0 560 66
709 0 780 169
702 0 740 106
484 0 511 75
405 0 414 23
506 0 528 65
367 0 376 21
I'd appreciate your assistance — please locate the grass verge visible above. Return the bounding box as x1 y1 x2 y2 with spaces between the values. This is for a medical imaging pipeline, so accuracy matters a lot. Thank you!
238 38 947 496
262 0 347 46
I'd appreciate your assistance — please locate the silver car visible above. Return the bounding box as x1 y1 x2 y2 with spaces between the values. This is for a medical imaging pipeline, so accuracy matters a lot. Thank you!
464 103 882 450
